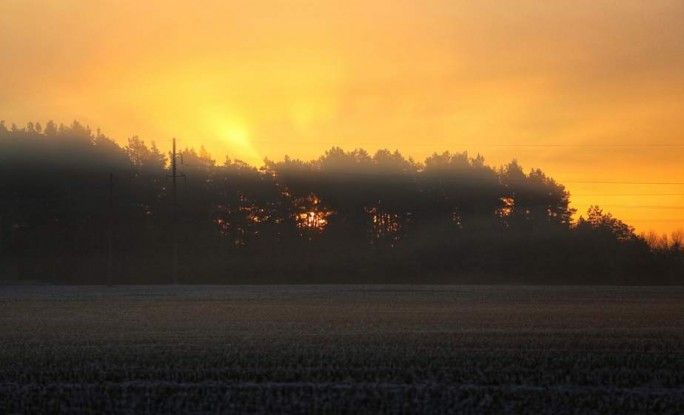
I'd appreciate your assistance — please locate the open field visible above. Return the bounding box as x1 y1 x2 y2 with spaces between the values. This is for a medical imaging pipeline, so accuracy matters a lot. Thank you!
1 285 684 413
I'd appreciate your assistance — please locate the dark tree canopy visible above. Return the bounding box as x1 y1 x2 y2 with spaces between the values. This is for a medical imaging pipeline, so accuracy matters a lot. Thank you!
1 121 681 284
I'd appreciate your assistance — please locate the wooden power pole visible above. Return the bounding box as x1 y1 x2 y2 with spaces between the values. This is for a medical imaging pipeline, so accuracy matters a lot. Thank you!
168 138 186 284
107 172 114 286
171 138 179 284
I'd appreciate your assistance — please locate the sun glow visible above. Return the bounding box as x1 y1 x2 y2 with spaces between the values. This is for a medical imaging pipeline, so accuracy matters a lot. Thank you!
208 115 261 165
2 0 684 234
295 195 334 233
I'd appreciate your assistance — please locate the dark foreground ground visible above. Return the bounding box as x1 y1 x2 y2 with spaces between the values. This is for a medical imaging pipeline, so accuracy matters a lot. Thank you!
1 285 683 414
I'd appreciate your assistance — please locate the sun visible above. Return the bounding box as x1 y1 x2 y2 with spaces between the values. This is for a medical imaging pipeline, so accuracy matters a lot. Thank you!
206 113 261 165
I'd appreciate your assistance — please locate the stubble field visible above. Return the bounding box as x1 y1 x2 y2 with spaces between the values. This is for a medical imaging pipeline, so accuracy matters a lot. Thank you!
1 285 683 414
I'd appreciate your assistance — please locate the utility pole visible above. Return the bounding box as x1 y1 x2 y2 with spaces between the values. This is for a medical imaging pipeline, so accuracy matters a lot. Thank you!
171 138 179 284
168 138 185 284
107 173 114 286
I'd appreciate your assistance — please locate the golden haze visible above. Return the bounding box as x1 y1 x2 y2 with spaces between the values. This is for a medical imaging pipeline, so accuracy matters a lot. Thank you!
1 1 683 234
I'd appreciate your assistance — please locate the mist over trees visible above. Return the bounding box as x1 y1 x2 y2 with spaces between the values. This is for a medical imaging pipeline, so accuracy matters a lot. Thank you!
1 121 682 284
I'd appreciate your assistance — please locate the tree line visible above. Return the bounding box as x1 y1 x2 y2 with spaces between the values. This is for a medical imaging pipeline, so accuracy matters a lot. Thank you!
1 121 682 284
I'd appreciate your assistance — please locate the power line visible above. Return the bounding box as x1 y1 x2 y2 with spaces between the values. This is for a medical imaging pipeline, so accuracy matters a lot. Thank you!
563 180 684 185
620 219 684 223
441 144 684 148
572 194 684 197
247 140 684 148
573 205 684 210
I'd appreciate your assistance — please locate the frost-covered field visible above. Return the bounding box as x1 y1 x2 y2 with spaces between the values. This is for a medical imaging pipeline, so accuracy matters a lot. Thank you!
1 285 683 414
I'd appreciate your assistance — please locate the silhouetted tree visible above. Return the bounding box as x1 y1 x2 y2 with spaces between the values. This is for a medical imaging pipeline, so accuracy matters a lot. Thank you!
125 136 166 171
1 121 679 284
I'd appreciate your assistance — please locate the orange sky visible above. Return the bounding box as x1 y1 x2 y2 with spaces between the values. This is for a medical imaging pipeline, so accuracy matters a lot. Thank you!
2 0 683 235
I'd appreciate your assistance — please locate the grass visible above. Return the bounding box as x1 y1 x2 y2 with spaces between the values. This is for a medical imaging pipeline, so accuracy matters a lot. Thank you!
1 285 683 413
